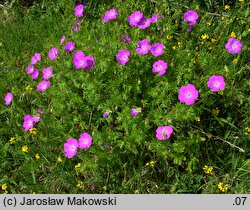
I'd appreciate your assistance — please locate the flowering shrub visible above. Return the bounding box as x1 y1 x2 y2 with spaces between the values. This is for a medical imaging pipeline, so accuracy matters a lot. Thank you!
0 0 249 194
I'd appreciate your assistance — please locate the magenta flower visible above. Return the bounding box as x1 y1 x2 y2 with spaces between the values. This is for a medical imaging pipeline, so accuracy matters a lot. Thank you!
152 60 168 76
64 138 79 159
37 80 50 92
183 10 199 25
74 4 84 17
79 132 93 149
26 65 34 75
225 38 243 54
102 8 118 22
121 34 131 43
151 42 164 57
137 17 151 29
103 112 109 118
4 92 13 105
72 20 81 32
151 13 162 23
116 49 130 65
32 69 39 80
31 53 41 65
156 126 173 140
23 115 34 131
207 75 226 92
37 108 43 115
32 116 40 123
130 108 140 116
48 47 59 60
60 35 66 45
136 39 151 55
42 67 53 80
128 10 143 26
178 84 199 105
64 41 75 53
73 51 86 69
83 56 95 70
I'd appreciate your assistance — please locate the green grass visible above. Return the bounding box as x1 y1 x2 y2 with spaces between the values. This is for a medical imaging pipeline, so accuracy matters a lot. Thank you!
0 0 249 194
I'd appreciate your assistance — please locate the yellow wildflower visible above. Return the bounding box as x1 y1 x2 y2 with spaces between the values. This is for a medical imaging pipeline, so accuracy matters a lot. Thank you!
172 46 177 50
22 145 29 153
245 127 250 132
233 59 238 64
218 182 229 192
1 184 7 191
150 161 155 167
230 32 236 38
76 181 84 189
206 22 211 26
35 153 40 160
9 137 15 144
145 162 149 166
57 156 62 163
213 108 220 116
221 17 225 21
177 42 183 47
240 20 246 25
239 0 244 2
166 35 173 40
25 85 33 93
201 34 209 40
75 163 81 169
248 29 250 33
195 116 201 122
29 128 37 135
224 5 230 10
211 38 217 44
203 165 213 175
3 190 8 194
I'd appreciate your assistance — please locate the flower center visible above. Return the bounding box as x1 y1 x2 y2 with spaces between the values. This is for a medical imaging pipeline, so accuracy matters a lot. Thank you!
186 92 192 98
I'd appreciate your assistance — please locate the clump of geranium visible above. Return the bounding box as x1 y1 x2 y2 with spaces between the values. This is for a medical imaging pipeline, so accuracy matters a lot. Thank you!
102 8 118 22
151 42 164 57
64 132 93 159
152 60 168 76
73 51 95 70
4 92 13 106
74 4 84 17
136 39 151 55
178 84 199 105
128 10 151 29
207 75 226 92
225 37 243 54
116 49 130 65
22 115 40 132
48 47 59 60
156 126 174 140
183 10 199 25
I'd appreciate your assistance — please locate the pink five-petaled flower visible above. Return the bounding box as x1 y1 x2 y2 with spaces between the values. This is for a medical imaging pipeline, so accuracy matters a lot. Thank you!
183 10 199 25
128 10 143 27
207 75 226 92
32 69 39 80
64 138 79 159
22 115 39 132
4 92 13 105
151 42 164 57
83 56 95 70
102 8 118 22
74 4 84 18
31 53 41 65
116 49 130 66
152 60 168 76
151 13 162 23
37 80 50 92
137 16 151 29
178 84 199 105
64 41 75 53
26 65 34 75
130 108 141 116
136 39 151 55
156 126 174 140
48 47 59 60
225 38 243 54
42 67 53 80
79 132 93 149
73 51 86 69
